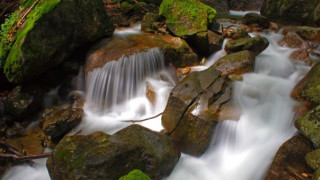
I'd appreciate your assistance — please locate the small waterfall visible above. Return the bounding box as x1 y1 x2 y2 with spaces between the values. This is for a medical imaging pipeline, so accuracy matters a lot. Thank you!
85 48 166 112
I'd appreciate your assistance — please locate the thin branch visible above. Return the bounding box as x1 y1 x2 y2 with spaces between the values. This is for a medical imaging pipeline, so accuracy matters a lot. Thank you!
132 0 147 12
0 152 51 161
121 112 163 123
0 141 23 156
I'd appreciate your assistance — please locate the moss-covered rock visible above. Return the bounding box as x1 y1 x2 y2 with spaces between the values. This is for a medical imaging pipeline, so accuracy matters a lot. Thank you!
213 50 255 76
141 13 164 32
261 0 320 26
162 67 233 156
242 13 270 29
296 105 320 147
292 63 320 105
159 0 216 38
313 168 320 180
0 0 114 83
225 35 269 55
119 169 151 180
47 125 180 180
266 135 314 180
306 149 320 170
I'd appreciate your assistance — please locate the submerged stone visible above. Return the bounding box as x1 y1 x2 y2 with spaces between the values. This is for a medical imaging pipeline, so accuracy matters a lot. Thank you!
0 0 114 83
47 125 180 180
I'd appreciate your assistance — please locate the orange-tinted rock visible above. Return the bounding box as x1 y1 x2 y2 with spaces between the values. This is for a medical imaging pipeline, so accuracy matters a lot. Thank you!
290 50 313 66
85 33 198 73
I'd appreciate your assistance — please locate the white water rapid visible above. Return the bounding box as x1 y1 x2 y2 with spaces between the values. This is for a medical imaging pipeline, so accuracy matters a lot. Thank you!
2 23 313 180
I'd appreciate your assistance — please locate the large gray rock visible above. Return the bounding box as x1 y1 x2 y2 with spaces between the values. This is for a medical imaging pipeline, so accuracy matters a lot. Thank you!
162 67 233 156
47 125 180 180
0 0 114 83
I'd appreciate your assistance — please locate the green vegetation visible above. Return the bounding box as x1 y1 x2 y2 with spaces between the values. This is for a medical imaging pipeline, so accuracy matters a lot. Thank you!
0 0 61 81
119 169 151 180
159 0 216 37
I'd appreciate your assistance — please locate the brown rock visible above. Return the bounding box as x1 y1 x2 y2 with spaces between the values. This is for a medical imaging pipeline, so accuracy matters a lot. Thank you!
290 50 313 66
162 67 234 156
266 135 314 180
280 32 311 49
213 50 255 76
85 33 198 73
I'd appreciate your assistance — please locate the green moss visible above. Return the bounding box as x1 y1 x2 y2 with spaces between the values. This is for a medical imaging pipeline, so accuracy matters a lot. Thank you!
0 0 61 81
296 105 320 147
119 169 151 180
159 0 216 37
299 63 320 104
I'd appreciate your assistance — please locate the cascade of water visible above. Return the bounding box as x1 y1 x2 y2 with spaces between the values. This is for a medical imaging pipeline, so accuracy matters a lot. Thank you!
167 31 311 180
85 48 167 112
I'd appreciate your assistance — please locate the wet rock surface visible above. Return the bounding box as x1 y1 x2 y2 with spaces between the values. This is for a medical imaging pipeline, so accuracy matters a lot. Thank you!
225 35 269 55
47 125 180 180
162 67 233 156
266 135 314 180
84 33 198 73
213 50 255 76
40 98 84 140
242 13 270 29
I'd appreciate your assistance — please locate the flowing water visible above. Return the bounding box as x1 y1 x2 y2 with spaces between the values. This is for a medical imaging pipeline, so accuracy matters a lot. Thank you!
2 20 314 180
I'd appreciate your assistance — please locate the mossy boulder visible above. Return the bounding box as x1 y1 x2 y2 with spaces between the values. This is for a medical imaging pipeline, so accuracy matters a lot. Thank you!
290 26 320 42
292 63 320 105
213 50 255 76
47 125 180 180
266 135 314 180
225 35 269 55
159 0 216 38
0 0 114 83
296 105 320 147
261 0 320 26
119 169 151 180
141 13 164 32
242 13 270 29
40 98 84 140
306 149 320 170
313 168 320 180
162 67 233 156
4 85 42 120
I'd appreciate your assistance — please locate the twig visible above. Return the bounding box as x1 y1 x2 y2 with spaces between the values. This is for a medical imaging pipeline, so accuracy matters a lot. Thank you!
0 152 51 161
0 141 23 156
132 0 147 12
121 112 163 123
